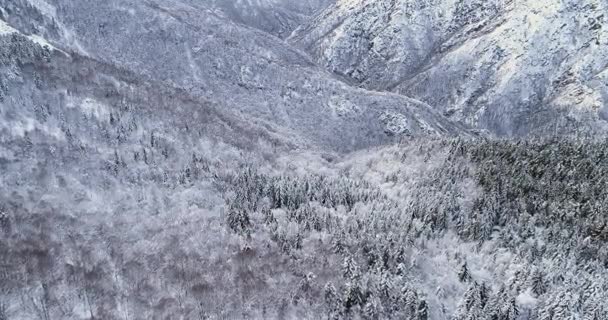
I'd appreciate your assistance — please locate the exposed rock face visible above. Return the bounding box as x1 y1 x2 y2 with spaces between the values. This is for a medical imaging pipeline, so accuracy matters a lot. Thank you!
290 0 608 136
0 0 468 152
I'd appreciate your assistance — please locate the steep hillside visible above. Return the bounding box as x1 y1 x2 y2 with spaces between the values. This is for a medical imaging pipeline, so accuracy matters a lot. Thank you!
203 0 335 38
0 5 467 318
290 0 608 136
0 22 309 319
1 0 468 152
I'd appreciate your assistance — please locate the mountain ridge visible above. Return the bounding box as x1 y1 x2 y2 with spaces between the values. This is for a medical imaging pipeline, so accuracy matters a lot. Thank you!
290 0 608 137
0 0 470 152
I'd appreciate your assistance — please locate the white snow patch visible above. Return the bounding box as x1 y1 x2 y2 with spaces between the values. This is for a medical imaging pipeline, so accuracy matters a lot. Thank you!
0 18 18 35
27 33 58 50
0 18 66 54
516 288 538 309
554 83 603 111
81 98 112 120
525 0 561 32
0 117 65 140
67 96 112 120
185 45 202 82
62 27 89 56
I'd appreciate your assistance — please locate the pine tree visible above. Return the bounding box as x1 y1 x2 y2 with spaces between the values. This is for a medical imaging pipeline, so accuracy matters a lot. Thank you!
416 299 428 320
500 297 519 320
227 206 251 236
343 281 364 314
342 256 360 281
379 271 395 298
362 295 381 320
455 283 483 320
529 268 547 296
324 282 342 320
458 262 472 283
403 289 418 315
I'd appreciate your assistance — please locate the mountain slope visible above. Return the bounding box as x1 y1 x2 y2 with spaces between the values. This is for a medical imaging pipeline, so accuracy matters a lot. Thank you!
0 21 316 319
203 0 335 38
1 0 469 152
290 0 608 136
1 2 608 320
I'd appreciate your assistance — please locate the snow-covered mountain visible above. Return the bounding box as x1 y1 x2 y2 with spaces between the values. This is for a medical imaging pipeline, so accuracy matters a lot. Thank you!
1 0 469 153
290 0 608 136
1 1 607 320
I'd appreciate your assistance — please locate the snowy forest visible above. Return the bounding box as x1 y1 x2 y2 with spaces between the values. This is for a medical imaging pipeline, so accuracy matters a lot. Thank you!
1 0 608 319
3 132 607 318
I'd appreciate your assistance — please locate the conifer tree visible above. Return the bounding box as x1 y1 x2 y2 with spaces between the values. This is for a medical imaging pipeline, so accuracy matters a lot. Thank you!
459 262 472 283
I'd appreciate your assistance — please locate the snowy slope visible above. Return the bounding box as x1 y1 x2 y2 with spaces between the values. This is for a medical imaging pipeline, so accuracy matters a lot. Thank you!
202 0 335 38
0 24 308 320
290 0 608 136
0 0 470 152
1 2 607 320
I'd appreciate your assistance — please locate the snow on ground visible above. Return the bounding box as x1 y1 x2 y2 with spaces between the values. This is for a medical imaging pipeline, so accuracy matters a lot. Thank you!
0 18 17 35
0 17 63 52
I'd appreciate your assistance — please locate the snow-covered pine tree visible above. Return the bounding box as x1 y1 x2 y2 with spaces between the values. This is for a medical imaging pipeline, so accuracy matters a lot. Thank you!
458 262 472 283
